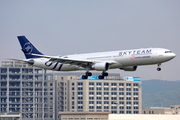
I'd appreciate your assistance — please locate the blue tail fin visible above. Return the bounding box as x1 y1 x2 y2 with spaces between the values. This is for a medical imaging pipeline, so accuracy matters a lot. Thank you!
17 36 43 59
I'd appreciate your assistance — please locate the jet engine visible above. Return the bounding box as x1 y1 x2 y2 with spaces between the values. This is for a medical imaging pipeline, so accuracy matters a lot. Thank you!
120 66 137 71
93 62 109 71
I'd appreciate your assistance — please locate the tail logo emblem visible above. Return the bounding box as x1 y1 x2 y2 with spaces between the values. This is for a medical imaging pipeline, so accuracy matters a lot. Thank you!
23 42 33 53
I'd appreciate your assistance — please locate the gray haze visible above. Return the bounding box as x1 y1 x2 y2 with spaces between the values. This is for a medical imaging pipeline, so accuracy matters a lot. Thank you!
0 0 179 80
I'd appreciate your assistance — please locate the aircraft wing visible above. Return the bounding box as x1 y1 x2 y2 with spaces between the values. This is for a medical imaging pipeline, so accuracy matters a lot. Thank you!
27 53 116 68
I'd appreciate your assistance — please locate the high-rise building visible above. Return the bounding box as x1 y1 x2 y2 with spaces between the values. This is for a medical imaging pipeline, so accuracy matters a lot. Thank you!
56 76 142 117
0 61 56 120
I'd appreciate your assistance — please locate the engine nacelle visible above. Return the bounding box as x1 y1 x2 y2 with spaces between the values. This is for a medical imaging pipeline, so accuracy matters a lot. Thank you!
93 62 109 71
120 66 137 71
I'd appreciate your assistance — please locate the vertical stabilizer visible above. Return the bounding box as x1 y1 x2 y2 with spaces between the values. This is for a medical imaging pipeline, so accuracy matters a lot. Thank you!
17 36 43 59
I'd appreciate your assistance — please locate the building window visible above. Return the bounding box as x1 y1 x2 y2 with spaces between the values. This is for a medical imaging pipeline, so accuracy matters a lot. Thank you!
126 101 131 104
97 97 101 100
104 106 109 109
89 92 94 95
89 82 94 85
89 106 94 109
119 92 124 95
89 87 94 90
126 106 131 109
89 97 94 100
134 106 139 109
104 92 109 95
78 101 83 104
111 106 117 109
134 111 139 114
78 106 83 109
134 97 138 100
119 97 124 100
120 111 124 114
134 102 139 105
78 87 83 90
72 87 74 90
126 97 131 100
96 101 102 104
127 111 131 114
72 83 74 86
104 83 109 86
111 83 117 86
97 92 102 95
111 97 117 100
111 111 117 113
126 92 131 95
119 101 124 104
111 101 118 104
78 92 83 95
119 106 124 109
104 97 109 100
134 92 138 95
104 101 109 104
89 101 94 104
78 97 83 100
126 83 131 86
133 88 138 91
96 82 102 86
96 87 101 90
119 88 124 91
133 83 138 86
126 88 131 91
119 83 124 86
104 88 109 91
111 88 117 91
78 82 83 86
96 106 101 109
111 92 117 95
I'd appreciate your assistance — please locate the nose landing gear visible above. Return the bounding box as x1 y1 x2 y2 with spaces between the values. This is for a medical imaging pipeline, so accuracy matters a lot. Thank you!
157 63 161 71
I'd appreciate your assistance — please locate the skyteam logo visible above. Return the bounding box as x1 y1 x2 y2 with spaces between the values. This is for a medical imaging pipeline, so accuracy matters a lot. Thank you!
22 42 33 53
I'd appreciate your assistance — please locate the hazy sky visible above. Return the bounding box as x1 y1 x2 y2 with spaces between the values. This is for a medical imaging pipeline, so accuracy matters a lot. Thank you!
0 0 180 80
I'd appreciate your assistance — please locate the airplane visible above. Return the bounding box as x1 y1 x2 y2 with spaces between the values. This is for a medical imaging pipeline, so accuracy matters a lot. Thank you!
11 36 176 79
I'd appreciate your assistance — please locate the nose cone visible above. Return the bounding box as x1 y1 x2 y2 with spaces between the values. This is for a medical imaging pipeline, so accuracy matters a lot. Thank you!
167 53 176 60
171 53 176 59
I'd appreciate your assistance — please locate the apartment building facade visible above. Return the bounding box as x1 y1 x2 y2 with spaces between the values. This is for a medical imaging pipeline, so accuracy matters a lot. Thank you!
0 61 56 120
56 76 142 117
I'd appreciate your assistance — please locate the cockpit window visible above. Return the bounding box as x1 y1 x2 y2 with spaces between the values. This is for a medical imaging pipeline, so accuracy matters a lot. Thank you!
165 51 172 53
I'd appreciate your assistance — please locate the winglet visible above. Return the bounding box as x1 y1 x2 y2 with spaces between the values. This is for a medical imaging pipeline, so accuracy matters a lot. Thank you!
17 36 43 59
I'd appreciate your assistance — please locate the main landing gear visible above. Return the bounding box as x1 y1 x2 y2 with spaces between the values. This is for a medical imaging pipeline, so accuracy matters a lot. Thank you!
81 71 109 79
98 72 108 79
82 72 92 79
157 63 161 71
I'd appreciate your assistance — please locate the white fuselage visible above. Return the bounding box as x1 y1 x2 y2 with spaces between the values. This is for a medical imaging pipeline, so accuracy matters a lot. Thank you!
30 48 176 71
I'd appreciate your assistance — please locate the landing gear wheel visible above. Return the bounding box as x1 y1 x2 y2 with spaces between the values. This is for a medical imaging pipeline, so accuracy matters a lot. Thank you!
157 63 162 71
157 68 161 71
98 75 104 79
102 72 108 76
86 72 92 76
82 75 88 79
